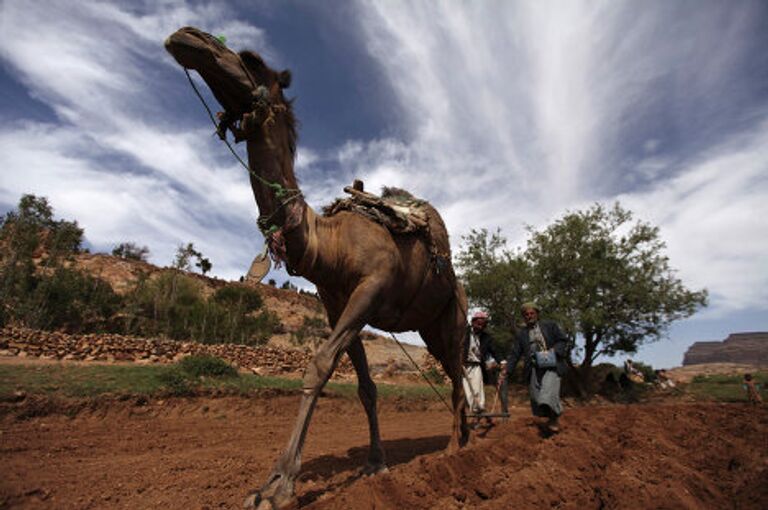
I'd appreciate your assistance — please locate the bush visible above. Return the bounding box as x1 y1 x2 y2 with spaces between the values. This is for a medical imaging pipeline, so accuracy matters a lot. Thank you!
26 267 122 332
212 285 262 311
0 194 282 346
112 242 149 261
158 368 194 396
121 276 280 345
0 194 98 330
178 355 238 378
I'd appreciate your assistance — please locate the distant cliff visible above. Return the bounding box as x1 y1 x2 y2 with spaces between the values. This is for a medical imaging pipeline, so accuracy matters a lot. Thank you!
682 332 768 366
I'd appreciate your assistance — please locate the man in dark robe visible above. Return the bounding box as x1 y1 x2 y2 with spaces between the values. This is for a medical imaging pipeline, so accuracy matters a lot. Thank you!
506 302 569 432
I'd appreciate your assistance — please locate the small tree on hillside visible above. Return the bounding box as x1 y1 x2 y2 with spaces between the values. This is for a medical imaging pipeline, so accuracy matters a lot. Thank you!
112 242 150 262
1 194 83 263
0 194 118 331
173 242 212 275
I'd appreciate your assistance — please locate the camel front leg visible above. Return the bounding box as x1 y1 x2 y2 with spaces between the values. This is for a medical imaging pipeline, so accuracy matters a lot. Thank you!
321 295 386 475
244 280 384 509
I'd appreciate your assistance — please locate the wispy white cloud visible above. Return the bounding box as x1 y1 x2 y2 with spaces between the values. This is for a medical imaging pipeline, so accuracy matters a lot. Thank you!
619 121 768 314
327 0 768 319
0 1 269 279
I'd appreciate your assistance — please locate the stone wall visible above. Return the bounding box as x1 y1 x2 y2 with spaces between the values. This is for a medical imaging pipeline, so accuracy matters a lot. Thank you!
0 326 354 376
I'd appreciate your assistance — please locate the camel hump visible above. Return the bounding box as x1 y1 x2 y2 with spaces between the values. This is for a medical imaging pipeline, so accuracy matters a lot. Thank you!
322 184 453 273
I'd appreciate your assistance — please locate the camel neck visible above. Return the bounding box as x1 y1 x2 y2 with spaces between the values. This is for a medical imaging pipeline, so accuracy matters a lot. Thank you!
245 135 320 277
245 137 303 231
283 206 319 277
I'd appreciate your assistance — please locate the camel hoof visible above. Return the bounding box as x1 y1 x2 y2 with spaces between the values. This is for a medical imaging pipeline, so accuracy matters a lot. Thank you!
243 492 284 510
243 492 266 509
243 472 295 510
243 492 260 509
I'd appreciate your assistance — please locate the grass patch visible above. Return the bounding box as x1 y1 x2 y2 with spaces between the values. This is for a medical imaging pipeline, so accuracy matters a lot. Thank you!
0 363 300 399
0 362 450 402
685 371 768 402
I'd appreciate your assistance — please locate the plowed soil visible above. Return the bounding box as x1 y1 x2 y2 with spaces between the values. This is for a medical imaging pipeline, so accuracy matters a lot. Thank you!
2 394 766 509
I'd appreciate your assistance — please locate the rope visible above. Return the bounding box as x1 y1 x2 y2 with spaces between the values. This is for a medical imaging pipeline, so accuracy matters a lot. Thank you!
389 332 453 413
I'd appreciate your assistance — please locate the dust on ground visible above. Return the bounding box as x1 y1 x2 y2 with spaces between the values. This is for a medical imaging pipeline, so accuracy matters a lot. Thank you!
2 392 766 509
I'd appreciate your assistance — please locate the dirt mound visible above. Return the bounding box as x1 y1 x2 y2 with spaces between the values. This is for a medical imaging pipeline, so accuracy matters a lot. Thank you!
2 395 765 509
307 403 768 510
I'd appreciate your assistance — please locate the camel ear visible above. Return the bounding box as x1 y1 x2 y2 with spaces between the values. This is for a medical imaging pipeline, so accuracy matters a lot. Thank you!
277 70 292 89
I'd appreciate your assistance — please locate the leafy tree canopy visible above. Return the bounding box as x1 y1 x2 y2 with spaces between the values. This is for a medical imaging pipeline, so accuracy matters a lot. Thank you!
455 229 529 353
456 202 708 378
1 194 83 262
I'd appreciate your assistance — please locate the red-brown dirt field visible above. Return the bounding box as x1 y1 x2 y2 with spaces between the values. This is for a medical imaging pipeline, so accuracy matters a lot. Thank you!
2 394 767 509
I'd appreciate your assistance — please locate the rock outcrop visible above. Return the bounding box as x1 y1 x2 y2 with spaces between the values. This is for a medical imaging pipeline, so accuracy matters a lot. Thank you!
682 332 768 366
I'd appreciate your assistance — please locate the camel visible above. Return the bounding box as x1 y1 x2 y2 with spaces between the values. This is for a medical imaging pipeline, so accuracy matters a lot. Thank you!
165 27 469 509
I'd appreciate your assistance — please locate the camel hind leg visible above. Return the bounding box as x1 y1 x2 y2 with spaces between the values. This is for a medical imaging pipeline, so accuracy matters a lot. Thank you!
346 338 387 474
419 287 469 451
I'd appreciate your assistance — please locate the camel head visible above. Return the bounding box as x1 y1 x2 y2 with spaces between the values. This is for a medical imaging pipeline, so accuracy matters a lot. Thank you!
164 26 292 141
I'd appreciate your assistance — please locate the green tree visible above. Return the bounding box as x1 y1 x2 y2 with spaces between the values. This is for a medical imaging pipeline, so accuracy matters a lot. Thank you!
112 242 150 261
525 203 707 383
173 242 212 275
0 194 83 265
455 229 531 353
456 202 708 390
0 195 124 331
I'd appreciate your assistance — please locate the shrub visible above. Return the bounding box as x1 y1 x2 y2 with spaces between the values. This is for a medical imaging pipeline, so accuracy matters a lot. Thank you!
213 285 262 311
24 267 122 332
179 355 238 378
121 276 279 345
158 368 194 396
112 242 149 261
0 194 97 330
423 367 446 385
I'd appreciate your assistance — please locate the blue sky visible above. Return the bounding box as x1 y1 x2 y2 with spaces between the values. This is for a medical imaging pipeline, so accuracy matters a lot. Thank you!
1 1 766 368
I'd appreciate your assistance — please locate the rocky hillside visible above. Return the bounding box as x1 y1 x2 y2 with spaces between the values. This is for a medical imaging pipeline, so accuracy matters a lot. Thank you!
682 332 768 366
2 252 434 377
